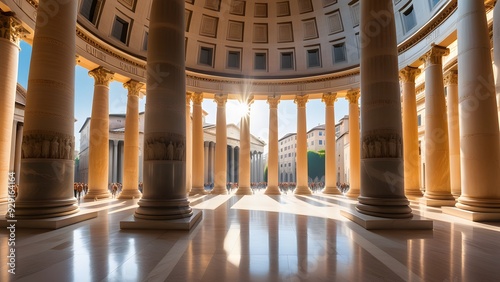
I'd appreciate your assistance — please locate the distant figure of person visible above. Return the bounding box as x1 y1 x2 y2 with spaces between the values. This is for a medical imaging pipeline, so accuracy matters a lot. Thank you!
112 183 118 198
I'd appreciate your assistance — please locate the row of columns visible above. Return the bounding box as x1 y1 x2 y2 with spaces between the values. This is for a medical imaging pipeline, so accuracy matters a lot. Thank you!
250 151 264 183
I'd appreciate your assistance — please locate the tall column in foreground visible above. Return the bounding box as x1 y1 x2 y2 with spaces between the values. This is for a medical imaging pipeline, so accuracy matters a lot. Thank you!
190 92 206 195
118 80 143 199
322 93 341 195
454 0 500 216
495 1 500 126
85 67 114 199
185 93 193 194
400 66 423 198
265 96 281 195
345 90 361 198
444 71 461 198
420 45 455 207
294 95 312 195
235 96 253 195
14 0 79 218
212 94 228 194
134 0 193 220
356 0 412 218
0 13 24 203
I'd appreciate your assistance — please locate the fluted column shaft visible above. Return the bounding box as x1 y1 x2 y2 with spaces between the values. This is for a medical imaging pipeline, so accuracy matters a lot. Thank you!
14 0 79 218
86 67 114 199
456 0 500 212
135 0 193 220
400 67 423 198
420 45 455 206
444 71 461 198
357 0 412 218
235 97 253 195
0 13 24 203
345 90 361 198
118 80 143 199
322 93 340 195
185 93 193 194
190 92 206 195
294 95 312 195
112 140 118 183
212 94 228 194
265 96 281 194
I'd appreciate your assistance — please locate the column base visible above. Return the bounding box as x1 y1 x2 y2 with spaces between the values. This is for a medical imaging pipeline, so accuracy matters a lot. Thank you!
294 186 312 195
405 189 423 199
134 198 194 220
210 186 228 195
419 198 456 207
442 207 500 222
264 186 281 195
84 190 112 200
345 188 360 198
322 186 342 195
189 187 208 196
357 196 413 219
235 186 253 195
121 209 202 230
0 210 97 229
11 199 80 219
341 209 433 230
117 189 142 199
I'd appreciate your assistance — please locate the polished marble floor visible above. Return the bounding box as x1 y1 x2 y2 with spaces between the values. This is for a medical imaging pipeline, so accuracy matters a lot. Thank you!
1 191 500 282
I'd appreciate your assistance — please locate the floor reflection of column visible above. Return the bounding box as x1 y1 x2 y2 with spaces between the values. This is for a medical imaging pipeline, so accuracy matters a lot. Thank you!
296 215 308 279
268 212 279 280
238 210 250 279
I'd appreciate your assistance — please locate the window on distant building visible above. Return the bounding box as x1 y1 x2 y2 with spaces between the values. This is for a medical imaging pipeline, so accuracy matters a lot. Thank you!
418 114 422 126
333 43 347 63
199 46 214 67
307 48 321 68
281 51 294 70
402 5 417 33
80 0 102 25
319 140 323 145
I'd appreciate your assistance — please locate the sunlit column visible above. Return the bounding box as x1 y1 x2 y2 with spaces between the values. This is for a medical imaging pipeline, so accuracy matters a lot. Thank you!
400 66 423 198
212 93 228 194
204 142 209 184
420 45 455 207
294 95 312 195
190 92 206 195
85 67 114 199
322 92 341 195
455 0 500 213
495 1 500 127
185 93 192 194
14 0 79 218
345 90 360 198
0 12 24 203
112 140 118 183
235 96 254 195
356 0 412 218
208 142 214 184
14 123 23 184
265 96 281 194
444 71 461 198
118 80 143 199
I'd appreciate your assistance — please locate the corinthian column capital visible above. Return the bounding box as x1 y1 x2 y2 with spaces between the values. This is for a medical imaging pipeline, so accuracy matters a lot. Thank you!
214 94 228 107
267 95 281 109
294 95 309 108
186 92 192 104
89 67 114 87
420 44 449 67
192 92 204 105
399 66 421 83
0 12 28 46
321 92 337 106
345 89 360 104
123 80 144 97
443 70 458 86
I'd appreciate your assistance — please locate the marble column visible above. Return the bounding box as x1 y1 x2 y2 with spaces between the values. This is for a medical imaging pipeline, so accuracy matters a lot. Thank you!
210 142 215 184
14 0 80 218
185 93 193 194
345 90 361 198
112 140 118 183
230 146 235 182
400 66 423 198
85 67 114 199
322 92 341 195
294 95 312 195
453 0 500 216
118 80 143 199
204 142 209 184
0 13 24 203
495 1 500 127
420 45 455 207
14 123 23 184
212 94 228 194
190 92 206 195
235 96 253 195
444 71 461 198
356 0 412 219
133 0 195 221
265 96 281 194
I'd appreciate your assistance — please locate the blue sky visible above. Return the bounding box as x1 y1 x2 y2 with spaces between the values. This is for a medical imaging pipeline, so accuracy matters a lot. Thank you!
16 41 349 152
